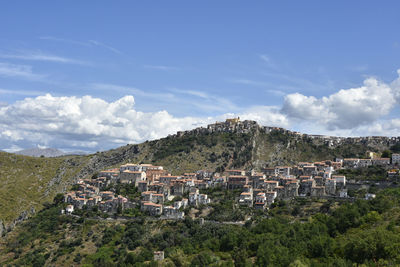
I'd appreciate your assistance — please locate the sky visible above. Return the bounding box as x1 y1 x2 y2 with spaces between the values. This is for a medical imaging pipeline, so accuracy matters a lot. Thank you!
1 1 400 153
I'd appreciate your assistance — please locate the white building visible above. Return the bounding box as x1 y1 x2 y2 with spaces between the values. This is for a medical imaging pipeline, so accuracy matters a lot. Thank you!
392 154 400 165
65 205 74 214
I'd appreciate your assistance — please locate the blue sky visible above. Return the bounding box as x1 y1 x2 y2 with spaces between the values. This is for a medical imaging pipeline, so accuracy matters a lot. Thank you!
1 1 400 152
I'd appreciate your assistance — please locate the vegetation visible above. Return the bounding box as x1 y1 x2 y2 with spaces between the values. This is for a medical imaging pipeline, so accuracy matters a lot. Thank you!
336 165 388 181
2 188 400 266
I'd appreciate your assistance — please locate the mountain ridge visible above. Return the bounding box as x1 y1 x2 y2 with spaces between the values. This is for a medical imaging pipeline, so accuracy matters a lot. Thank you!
14 147 87 157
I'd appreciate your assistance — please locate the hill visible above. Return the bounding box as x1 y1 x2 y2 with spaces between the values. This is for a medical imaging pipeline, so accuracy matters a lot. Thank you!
1 119 399 233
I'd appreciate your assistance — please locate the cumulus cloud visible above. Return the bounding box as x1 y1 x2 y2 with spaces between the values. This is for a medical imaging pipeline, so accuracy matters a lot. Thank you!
0 94 205 151
282 77 395 130
391 69 400 102
238 106 289 128
0 94 289 152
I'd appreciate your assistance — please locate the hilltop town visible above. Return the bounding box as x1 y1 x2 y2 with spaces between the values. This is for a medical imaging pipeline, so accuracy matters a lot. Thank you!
63 120 400 220
173 117 400 150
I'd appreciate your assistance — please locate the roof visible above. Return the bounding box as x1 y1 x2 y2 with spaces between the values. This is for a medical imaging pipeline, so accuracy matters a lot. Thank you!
143 202 162 207
122 170 143 173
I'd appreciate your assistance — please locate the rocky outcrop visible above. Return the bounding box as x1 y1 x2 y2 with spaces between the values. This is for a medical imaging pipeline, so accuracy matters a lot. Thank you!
0 220 4 237
2 207 35 237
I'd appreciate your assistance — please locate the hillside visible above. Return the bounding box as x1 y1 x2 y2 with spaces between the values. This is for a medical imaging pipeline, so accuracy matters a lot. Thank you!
0 152 93 233
1 120 399 233
2 186 400 266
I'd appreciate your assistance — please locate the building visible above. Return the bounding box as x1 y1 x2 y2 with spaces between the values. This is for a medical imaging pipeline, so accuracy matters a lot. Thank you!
299 179 315 196
285 181 299 198
65 205 74 214
314 176 323 186
154 251 164 261
372 158 390 166
325 178 336 195
119 170 146 185
141 202 163 216
388 170 400 179
266 191 277 206
262 167 275 176
227 175 248 190
311 186 325 197
159 175 181 185
163 206 184 219
137 181 148 192
239 192 253 206
189 192 210 206
264 180 279 191
226 169 246 176
365 193 376 200
392 154 400 165
250 173 265 188
332 175 346 189
339 189 348 198
359 159 372 167
275 166 291 177
303 166 317 176
343 158 360 168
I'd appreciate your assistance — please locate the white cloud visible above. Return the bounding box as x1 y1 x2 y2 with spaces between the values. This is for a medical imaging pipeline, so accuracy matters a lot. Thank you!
144 65 179 71
40 36 122 55
238 106 289 128
169 88 238 112
0 94 288 152
88 40 122 55
2 144 23 153
0 62 45 80
259 54 277 69
90 83 175 100
0 51 89 65
0 94 211 151
282 77 395 130
230 79 270 87
390 69 400 102
0 88 47 96
266 89 286 97
39 36 91 47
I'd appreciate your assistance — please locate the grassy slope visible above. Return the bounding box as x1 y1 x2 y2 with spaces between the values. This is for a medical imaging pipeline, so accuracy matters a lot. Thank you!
0 152 91 224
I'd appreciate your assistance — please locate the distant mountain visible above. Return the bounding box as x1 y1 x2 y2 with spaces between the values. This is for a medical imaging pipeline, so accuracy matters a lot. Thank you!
15 147 66 157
